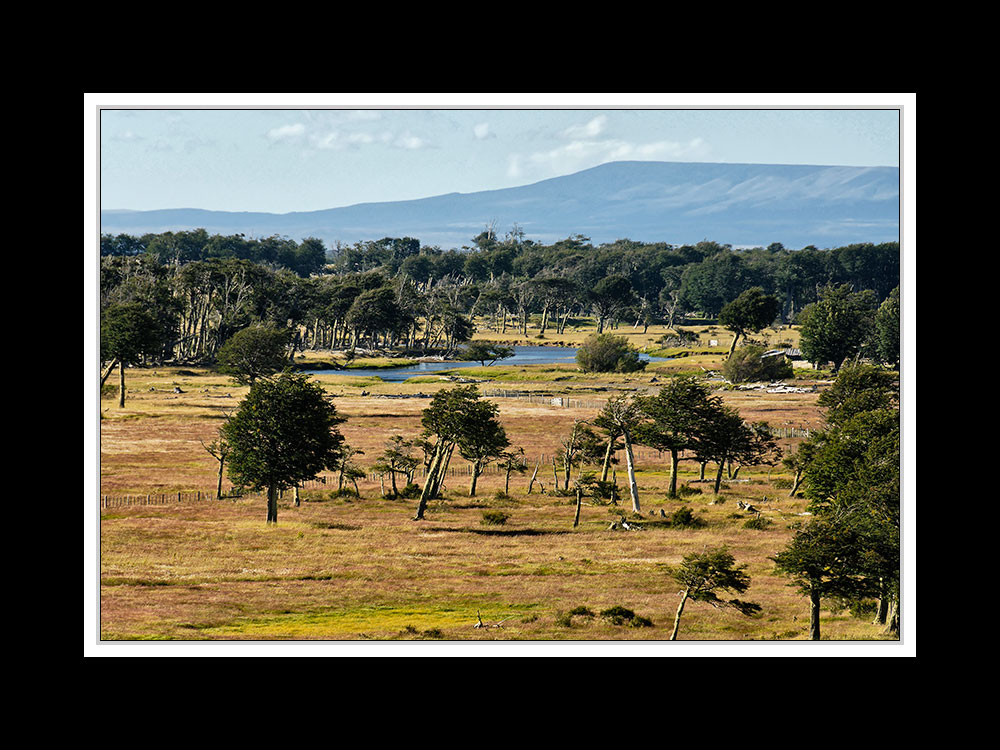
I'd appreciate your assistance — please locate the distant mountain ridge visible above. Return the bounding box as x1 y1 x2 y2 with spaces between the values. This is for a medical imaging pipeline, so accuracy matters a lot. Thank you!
99 160 900 250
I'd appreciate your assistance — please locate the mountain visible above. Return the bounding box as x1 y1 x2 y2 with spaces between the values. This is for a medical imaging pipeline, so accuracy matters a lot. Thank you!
99 160 900 250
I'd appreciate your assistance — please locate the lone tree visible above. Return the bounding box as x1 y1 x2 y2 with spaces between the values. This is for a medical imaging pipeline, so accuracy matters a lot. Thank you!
718 287 781 358
458 403 510 497
221 372 346 524
670 546 761 640
216 323 292 385
593 394 645 514
100 301 166 407
459 340 515 367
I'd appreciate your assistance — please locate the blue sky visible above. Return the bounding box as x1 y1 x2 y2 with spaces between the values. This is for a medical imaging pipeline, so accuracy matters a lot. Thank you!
95 94 904 215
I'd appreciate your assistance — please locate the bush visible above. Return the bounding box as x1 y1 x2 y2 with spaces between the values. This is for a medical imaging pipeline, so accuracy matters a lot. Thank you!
576 334 647 373
722 344 793 384
599 605 653 627
670 506 703 528
399 482 422 499
481 510 510 526
743 516 773 530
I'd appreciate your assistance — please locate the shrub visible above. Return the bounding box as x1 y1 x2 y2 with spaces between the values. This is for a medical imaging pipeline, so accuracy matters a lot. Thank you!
481 510 510 526
743 516 773 530
568 606 595 617
399 482 422 499
576 334 647 373
599 605 653 627
722 344 794 384
670 506 703 528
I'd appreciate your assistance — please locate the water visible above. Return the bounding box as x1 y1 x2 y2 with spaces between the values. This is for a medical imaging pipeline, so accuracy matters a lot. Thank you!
306 345 669 382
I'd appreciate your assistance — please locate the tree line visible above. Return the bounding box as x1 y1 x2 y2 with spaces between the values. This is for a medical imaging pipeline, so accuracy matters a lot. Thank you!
100 227 899 382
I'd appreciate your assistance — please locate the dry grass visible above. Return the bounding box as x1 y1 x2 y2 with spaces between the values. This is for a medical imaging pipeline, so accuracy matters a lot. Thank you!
96 344 893 645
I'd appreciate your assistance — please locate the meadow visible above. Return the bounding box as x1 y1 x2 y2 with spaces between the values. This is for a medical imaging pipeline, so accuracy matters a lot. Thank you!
96 324 893 643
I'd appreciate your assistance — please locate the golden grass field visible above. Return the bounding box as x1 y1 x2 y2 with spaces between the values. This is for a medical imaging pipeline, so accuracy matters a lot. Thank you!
94 323 897 645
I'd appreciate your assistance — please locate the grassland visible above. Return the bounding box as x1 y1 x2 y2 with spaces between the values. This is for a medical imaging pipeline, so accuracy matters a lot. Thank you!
94 323 894 646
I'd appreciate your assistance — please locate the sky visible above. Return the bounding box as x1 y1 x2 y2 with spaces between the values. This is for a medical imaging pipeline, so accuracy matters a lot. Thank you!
95 94 905 215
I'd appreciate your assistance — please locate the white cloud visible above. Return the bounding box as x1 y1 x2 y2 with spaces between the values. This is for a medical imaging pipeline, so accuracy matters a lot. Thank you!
474 122 491 140
266 123 306 141
561 115 607 139
514 136 712 179
393 132 427 149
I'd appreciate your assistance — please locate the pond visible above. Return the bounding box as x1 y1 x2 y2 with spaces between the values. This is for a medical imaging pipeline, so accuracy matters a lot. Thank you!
305 345 670 382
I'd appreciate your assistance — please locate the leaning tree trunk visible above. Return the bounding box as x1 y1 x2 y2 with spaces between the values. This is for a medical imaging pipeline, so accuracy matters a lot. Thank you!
670 590 690 641
809 585 822 640
266 485 279 524
415 445 442 520
469 465 481 497
668 448 680 497
101 359 119 387
600 439 615 483
623 433 641 514
713 462 726 495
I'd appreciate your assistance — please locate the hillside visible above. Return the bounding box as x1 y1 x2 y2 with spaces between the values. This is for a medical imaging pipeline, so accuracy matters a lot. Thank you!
99 160 900 249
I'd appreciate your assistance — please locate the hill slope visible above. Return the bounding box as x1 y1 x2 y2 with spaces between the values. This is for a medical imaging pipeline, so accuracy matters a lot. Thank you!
99 160 900 249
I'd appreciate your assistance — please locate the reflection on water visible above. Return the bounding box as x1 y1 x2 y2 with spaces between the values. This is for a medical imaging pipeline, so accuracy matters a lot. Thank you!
304 345 668 382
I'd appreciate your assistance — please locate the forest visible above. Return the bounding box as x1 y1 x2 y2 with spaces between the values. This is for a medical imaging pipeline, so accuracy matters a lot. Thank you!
100 227 899 365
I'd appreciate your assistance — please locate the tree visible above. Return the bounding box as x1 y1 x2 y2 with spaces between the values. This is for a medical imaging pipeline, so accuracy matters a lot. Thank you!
798 284 879 372
498 447 527 495
371 435 419 497
215 323 291 385
414 386 504 518
201 432 231 500
100 301 167 407
695 404 781 495
459 340 515 367
221 372 346 523
718 287 780 358
874 285 900 368
772 510 876 640
593 395 644 514
635 376 717 497
589 275 635 333
670 547 761 640
576 333 646 373
722 344 793 383
457 402 510 497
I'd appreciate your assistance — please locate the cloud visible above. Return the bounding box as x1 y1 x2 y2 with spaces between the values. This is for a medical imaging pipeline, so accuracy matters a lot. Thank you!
561 115 607 139
266 123 306 141
474 122 492 140
512 136 712 180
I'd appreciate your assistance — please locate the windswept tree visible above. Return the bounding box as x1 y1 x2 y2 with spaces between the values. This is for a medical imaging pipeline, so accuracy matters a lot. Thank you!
718 287 781 358
695 403 781 495
371 435 419 497
457 403 510 497
635 376 717 497
593 395 644 514
221 372 346 524
215 323 292 385
100 301 169 407
670 547 761 640
459 340 515 367
414 386 505 518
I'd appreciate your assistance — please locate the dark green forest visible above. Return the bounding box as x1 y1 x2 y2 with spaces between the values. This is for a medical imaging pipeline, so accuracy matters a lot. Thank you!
100 227 900 366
